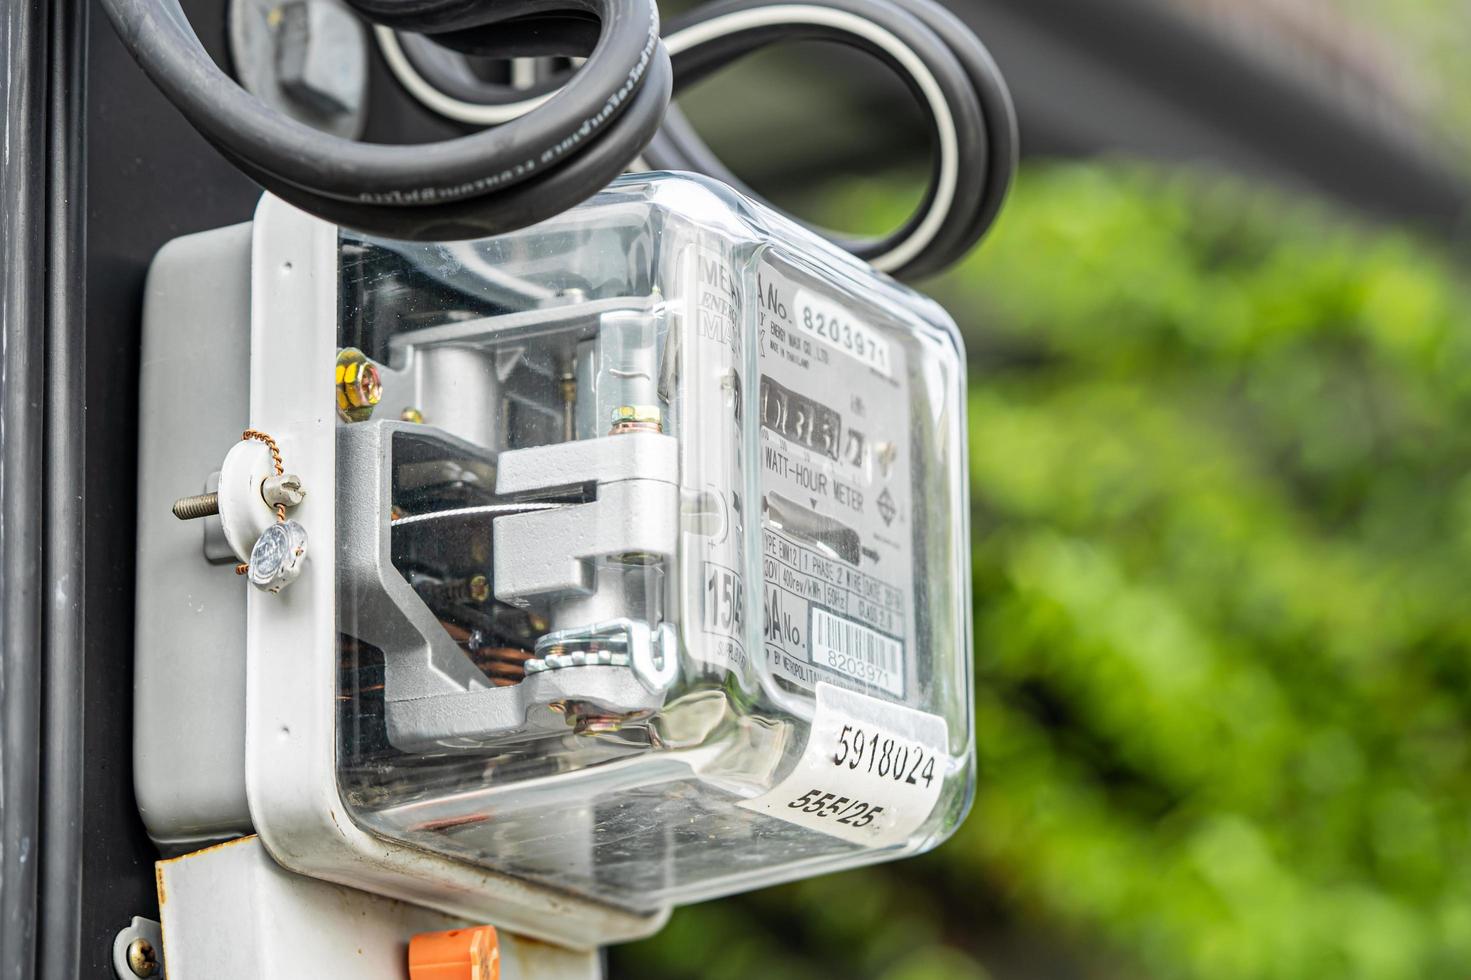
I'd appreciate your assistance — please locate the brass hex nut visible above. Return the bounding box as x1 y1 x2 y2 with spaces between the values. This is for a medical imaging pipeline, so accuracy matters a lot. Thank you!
609 404 662 435
336 347 382 422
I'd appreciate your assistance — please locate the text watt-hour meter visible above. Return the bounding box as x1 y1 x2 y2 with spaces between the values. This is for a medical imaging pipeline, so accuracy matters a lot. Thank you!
135 171 974 947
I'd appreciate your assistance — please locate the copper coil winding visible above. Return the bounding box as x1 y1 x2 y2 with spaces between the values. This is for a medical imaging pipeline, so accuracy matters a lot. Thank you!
440 621 473 643
473 648 534 687
440 621 533 686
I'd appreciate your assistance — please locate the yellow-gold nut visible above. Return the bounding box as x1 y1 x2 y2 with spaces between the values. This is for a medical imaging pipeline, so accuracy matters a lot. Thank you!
336 347 382 422
609 404 662 435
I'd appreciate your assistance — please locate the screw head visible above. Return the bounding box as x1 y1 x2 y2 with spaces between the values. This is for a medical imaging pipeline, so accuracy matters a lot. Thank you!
609 404 661 435
126 938 159 977
261 473 306 509
335 347 382 422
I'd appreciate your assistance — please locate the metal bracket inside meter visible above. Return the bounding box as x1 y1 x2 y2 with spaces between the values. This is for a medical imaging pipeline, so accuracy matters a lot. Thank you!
339 421 680 751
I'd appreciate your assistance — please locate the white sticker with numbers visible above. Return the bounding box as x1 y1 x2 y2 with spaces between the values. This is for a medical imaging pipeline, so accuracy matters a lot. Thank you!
738 683 949 847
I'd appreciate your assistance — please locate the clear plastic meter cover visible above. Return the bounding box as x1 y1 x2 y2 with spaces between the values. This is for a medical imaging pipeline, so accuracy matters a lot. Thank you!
335 172 973 914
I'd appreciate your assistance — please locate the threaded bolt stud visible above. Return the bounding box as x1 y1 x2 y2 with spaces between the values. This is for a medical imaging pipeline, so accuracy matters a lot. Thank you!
172 492 220 521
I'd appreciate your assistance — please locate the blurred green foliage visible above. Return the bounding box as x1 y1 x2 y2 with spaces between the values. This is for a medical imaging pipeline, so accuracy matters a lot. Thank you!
610 162 1471 979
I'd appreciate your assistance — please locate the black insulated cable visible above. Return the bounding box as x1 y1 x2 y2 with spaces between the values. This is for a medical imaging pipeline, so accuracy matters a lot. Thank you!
654 0 1016 279
102 0 1015 277
392 33 573 107
100 0 669 240
378 0 1016 278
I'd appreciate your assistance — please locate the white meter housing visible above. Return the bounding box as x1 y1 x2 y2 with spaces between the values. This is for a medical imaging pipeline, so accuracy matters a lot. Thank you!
135 173 974 947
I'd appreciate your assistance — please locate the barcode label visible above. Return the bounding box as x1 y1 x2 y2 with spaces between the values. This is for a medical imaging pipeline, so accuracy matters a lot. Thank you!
810 607 904 698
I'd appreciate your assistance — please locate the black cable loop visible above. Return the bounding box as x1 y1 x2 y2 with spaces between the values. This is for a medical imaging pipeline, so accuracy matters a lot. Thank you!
100 0 1015 277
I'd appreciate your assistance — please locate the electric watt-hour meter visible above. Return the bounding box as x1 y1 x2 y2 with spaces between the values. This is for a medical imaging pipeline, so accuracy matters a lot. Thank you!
135 172 974 947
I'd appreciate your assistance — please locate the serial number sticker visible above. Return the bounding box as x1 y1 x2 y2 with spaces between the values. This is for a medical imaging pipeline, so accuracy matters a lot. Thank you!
738 683 949 847
795 289 892 378
810 607 904 698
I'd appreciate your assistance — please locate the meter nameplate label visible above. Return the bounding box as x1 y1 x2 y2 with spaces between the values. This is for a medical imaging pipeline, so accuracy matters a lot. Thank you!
755 253 917 706
738 683 948 846
679 246 919 704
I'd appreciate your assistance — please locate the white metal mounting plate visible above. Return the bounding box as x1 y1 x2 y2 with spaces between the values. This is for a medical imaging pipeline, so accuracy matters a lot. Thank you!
156 836 599 979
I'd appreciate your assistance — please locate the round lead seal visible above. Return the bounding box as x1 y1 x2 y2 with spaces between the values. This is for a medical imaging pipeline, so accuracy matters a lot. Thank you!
248 520 309 594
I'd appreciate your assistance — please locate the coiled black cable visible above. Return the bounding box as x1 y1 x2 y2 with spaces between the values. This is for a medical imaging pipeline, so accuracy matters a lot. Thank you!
656 0 1015 279
103 0 670 240
101 0 1015 277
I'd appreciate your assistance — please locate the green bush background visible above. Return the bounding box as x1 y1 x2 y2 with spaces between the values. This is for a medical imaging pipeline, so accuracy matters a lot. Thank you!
609 162 1471 979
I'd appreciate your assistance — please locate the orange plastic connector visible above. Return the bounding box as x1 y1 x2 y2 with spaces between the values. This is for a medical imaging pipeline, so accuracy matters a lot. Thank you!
408 925 501 980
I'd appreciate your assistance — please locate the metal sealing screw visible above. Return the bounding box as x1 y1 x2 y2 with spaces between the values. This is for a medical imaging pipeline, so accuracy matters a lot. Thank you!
335 347 382 422
609 404 661 435
608 406 662 562
415 574 490 606
126 938 159 978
